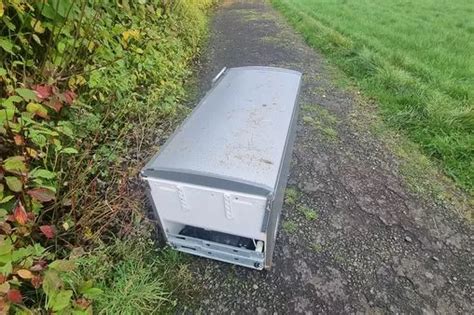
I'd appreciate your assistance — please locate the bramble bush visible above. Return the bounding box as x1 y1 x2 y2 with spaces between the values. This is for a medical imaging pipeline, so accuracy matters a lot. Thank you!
0 0 214 313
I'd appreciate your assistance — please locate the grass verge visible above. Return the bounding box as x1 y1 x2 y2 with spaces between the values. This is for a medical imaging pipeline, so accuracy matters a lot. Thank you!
74 230 193 314
272 0 473 192
352 98 473 221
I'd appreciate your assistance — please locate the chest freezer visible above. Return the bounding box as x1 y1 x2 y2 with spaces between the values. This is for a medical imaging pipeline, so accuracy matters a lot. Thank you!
142 66 302 270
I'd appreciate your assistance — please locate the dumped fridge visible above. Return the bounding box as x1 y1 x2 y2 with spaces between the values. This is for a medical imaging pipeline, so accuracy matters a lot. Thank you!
141 67 302 269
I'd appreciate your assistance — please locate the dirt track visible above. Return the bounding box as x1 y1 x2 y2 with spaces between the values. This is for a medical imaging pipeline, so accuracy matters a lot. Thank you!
180 1 473 313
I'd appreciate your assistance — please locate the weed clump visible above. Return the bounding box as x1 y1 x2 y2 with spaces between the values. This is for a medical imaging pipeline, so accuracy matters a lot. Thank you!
282 220 298 233
297 205 318 221
309 242 323 253
284 187 300 206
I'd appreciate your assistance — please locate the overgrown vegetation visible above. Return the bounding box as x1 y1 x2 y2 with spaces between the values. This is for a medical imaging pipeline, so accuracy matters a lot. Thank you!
272 0 474 191
0 0 214 312
75 234 193 314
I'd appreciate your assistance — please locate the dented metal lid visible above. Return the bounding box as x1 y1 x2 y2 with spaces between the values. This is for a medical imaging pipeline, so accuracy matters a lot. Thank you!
143 66 302 193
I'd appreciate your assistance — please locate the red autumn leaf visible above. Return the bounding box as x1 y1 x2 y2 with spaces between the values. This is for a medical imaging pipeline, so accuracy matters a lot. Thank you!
13 202 28 225
34 85 53 100
37 260 48 267
75 298 91 310
13 135 24 146
30 263 44 272
6 289 22 304
45 99 63 112
31 275 42 289
39 225 55 239
27 188 56 202
63 90 77 105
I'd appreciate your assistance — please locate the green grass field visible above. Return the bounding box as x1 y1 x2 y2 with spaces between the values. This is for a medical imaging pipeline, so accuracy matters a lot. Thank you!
272 0 474 191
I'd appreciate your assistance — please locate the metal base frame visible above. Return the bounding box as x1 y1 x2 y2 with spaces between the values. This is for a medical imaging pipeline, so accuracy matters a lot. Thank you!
168 234 265 270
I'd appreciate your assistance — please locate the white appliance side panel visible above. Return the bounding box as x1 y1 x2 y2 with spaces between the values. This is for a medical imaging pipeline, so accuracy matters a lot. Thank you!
147 178 267 240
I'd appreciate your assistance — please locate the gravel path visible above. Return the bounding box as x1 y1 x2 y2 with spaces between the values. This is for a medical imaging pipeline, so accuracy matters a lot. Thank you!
181 1 473 313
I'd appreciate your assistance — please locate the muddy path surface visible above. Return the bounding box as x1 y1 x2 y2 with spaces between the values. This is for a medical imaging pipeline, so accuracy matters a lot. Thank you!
179 1 473 313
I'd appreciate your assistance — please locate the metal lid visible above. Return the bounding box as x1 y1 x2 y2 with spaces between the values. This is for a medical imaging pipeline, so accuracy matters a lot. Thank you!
143 66 302 193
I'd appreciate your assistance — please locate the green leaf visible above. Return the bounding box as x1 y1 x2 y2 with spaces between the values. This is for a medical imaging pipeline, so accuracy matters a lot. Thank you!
30 169 57 179
15 88 38 101
0 108 15 124
49 290 73 312
0 195 14 204
26 102 48 118
11 246 34 263
3 95 23 106
43 270 62 296
30 132 47 147
61 147 78 154
49 259 75 272
0 37 15 54
5 176 22 192
0 261 12 274
0 253 12 264
19 113 35 125
81 287 103 299
33 243 45 256
42 0 74 20
53 138 62 152
0 239 13 255
41 5 62 21
3 156 26 173
0 68 6 76
78 280 93 293
56 122 74 137
2 15 15 31
57 41 66 54
34 128 59 137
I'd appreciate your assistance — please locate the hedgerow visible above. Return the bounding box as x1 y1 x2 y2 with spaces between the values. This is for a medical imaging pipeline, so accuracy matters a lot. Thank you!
0 0 214 313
